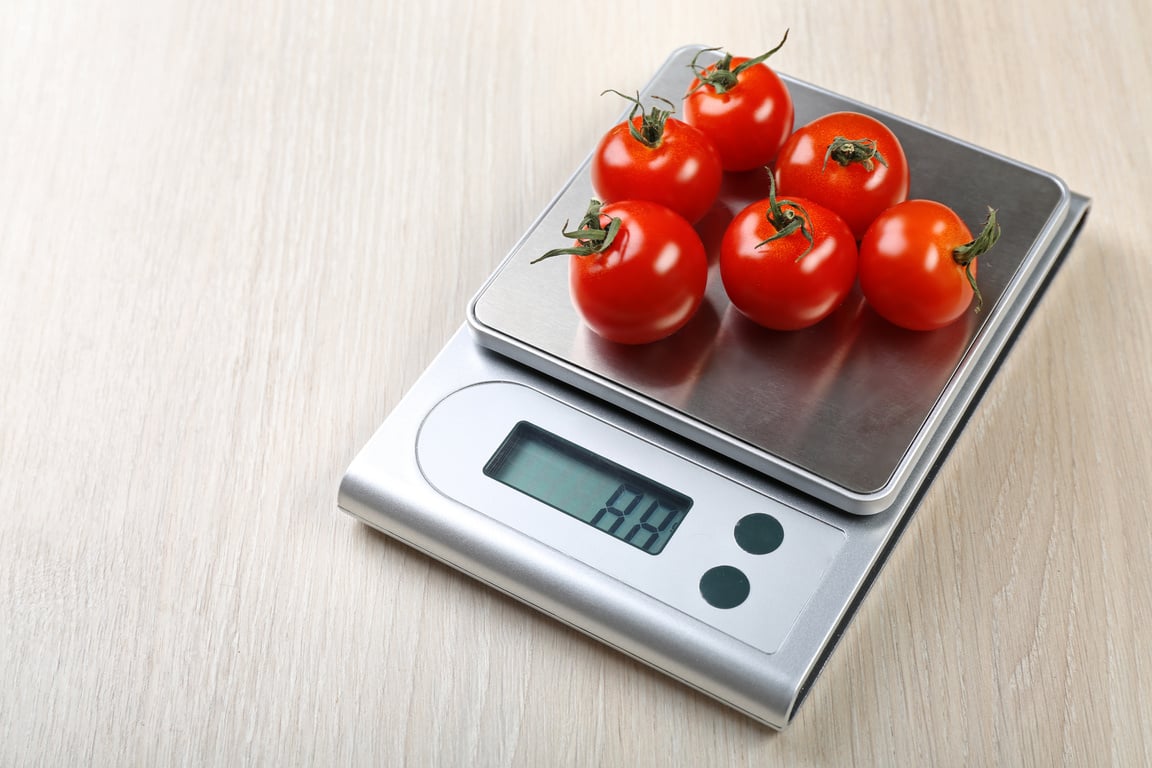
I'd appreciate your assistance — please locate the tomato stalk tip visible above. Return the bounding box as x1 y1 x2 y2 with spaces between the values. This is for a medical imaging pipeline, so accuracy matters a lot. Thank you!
953 207 1001 312
532 199 623 263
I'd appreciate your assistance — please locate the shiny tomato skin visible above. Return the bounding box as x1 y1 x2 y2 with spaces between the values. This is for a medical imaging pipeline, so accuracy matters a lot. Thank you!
719 197 858 330
591 116 722 224
683 57 795 171
858 200 979 331
570 200 708 345
774 111 910 240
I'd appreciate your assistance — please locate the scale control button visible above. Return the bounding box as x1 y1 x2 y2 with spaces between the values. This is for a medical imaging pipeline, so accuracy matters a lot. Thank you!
734 512 784 555
699 565 750 609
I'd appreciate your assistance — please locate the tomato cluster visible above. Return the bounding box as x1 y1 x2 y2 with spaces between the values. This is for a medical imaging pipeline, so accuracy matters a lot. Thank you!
538 35 1002 342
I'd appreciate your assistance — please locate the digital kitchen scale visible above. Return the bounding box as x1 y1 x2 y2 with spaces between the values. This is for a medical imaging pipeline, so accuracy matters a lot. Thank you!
338 46 1090 729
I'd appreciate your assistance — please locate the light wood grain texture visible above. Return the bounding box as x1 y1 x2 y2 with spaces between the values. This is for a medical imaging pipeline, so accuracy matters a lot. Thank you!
2 0 1150 764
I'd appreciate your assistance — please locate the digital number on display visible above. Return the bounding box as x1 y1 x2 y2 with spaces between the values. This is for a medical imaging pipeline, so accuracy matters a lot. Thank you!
483 422 692 555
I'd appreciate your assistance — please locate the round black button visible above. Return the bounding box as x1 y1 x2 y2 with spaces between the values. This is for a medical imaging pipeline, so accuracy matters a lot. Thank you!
699 565 750 609
734 513 784 555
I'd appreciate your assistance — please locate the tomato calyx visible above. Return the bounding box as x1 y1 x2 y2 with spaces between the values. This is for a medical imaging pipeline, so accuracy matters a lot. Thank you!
822 136 889 172
687 29 789 95
952 207 1001 312
756 171 815 260
532 199 623 263
602 89 677 148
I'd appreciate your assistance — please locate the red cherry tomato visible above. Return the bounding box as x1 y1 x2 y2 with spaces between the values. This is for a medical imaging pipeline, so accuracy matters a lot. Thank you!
720 189 858 331
536 199 708 345
683 35 795 172
859 200 1001 331
591 92 722 224
774 111 910 240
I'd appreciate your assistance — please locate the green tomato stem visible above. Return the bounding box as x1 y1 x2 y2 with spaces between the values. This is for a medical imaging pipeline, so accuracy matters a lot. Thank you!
532 199 623 263
687 30 789 95
822 136 888 172
953 207 1001 313
756 169 814 261
602 89 677 148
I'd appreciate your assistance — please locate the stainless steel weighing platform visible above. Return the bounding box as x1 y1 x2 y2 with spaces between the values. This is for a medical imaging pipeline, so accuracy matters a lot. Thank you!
339 46 1090 729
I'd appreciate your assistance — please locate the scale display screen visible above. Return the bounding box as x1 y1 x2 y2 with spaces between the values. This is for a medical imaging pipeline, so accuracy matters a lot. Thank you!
484 421 692 555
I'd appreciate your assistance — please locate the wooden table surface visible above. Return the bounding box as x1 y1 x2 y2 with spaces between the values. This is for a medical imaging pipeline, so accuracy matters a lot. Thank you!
3 0 1151 764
